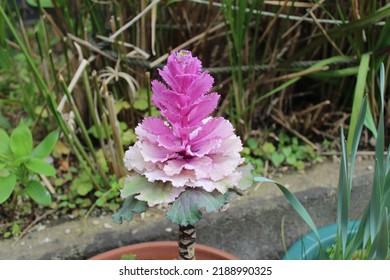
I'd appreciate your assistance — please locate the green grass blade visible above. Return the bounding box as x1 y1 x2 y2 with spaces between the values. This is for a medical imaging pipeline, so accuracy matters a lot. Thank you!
368 208 389 259
253 56 355 106
368 63 386 241
374 15 390 70
308 66 360 79
349 96 368 187
336 126 349 258
347 53 370 155
288 4 390 62
254 176 320 240
364 103 377 138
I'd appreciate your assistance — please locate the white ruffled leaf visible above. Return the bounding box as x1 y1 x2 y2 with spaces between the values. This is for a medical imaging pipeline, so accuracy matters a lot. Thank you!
122 175 185 206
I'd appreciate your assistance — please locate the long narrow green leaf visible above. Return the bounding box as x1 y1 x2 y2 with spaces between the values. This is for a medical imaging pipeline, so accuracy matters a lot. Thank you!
337 127 349 258
0 5 59 126
368 208 388 259
254 176 320 239
364 103 377 138
349 96 368 188
374 15 390 70
288 4 390 62
347 53 370 155
308 66 359 79
253 56 355 106
26 0 53 8
368 63 386 241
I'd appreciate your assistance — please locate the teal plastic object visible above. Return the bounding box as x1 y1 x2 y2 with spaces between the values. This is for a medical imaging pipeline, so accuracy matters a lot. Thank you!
282 221 360 260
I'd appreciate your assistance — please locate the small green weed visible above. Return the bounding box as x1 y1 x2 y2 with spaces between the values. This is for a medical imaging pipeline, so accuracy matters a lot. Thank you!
121 254 137 260
243 133 322 174
0 122 59 206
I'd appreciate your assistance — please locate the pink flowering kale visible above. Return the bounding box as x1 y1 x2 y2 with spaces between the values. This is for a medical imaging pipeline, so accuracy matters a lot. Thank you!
114 50 253 226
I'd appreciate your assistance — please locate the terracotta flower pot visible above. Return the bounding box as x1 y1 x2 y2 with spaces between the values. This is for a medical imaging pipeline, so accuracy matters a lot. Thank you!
89 241 238 260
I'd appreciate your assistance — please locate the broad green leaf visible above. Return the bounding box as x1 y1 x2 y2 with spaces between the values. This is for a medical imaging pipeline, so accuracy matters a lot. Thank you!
0 162 5 169
254 176 320 240
246 138 259 150
10 123 33 158
286 154 297 165
121 129 137 146
0 172 16 204
0 168 10 177
271 152 285 167
282 146 292 157
122 175 183 206
115 100 131 114
133 99 149 111
294 161 305 170
0 129 11 156
25 180 52 206
112 194 147 224
166 188 227 226
26 0 54 8
261 142 275 154
24 157 56 177
76 182 93 196
32 129 59 159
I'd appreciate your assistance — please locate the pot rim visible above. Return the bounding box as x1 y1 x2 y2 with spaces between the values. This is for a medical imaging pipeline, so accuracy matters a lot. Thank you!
89 241 238 260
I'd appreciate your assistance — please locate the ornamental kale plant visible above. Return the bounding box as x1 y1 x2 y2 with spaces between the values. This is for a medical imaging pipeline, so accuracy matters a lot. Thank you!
113 50 253 260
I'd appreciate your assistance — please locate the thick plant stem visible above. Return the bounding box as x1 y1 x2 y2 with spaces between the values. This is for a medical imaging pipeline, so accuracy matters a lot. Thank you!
178 224 196 260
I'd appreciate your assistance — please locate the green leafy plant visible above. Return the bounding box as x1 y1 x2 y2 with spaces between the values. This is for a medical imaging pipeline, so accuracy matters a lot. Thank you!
244 134 322 173
0 123 59 206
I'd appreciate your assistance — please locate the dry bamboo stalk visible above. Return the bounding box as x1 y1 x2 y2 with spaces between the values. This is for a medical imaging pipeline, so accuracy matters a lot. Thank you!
309 11 344 56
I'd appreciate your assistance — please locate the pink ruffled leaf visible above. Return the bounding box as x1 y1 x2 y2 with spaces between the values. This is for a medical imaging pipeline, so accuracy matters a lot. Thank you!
138 141 173 163
189 118 235 151
144 168 195 187
151 80 183 115
186 170 242 194
207 154 244 181
185 92 220 126
140 117 175 139
186 72 214 102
